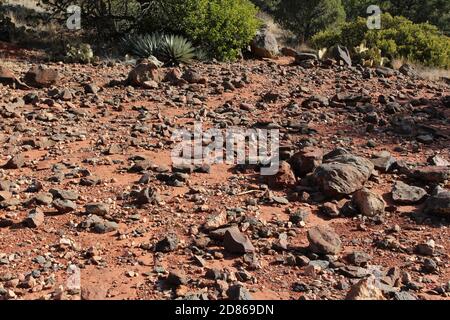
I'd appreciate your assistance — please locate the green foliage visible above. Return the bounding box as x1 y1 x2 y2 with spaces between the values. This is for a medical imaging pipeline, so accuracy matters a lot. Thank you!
249 0 280 13
40 0 141 37
341 0 450 36
122 33 197 65
65 43 95 63
342 0 377 21
138 0 260 61
311 14 450 68
273 0 346 41
380 0 450 36
159 34 196 65
121 33 161 58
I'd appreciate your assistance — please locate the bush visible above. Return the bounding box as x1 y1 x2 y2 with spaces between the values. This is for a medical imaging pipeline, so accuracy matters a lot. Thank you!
311 14 450 68
250 0 280 14
381 0 450 36
138 0 261 61
65 43 94 63
273 0 346 41
40 0 140 38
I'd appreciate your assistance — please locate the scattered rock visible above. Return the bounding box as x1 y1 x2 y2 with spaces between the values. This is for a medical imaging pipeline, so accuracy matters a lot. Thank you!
376 66 395 78
3 154 26 169
307 226 342 255
251 29 279 59
223 227 255 254
370 153 396 172
81 215 118 233
329 45 352 66
295 52 318 64
167 270 188 287
346 276 385 300
182 69 207 84
290 147 323 177
392 181 427 204
52 199 77 214
415 239 435 256
267 161 296 188
135 187 161 205
127 62 162 87
352 188 385 217
280 47 297 57
0 191 12 202
423 186 450 217
203 211 227 231
24 208 45 228
427 155 450 167
81 285 107 300
0 65 29 89
226 284 253 300
411 166 450 183
85 203 109 216
24 65 59 88
155 234 179 252
346 251 372 266
399 64 418 78
320 202 340 217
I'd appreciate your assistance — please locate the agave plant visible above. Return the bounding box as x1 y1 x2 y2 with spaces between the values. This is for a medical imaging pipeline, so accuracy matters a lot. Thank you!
158 34 196 65
122 33 197 65
194 48 209 62
121 33 162 58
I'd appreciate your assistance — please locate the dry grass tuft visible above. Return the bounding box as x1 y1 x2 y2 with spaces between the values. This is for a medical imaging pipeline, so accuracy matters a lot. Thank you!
391 58 450 81
3 0 42 11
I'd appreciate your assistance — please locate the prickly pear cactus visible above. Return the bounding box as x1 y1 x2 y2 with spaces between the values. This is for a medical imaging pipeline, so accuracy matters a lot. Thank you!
65 43 94 64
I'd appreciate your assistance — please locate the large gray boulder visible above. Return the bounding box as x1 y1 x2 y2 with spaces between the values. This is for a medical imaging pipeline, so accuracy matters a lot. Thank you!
328 45 352 67
313 149 374 198
251 29 279 59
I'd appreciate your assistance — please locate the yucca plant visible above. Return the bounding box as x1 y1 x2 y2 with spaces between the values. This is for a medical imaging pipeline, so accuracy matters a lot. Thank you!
121 33 162 58
122 33 198 66
194 48 209 62
158 34 196 65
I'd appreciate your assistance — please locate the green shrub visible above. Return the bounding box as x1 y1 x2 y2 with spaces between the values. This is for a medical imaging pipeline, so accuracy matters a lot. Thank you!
138 0 261 61
341 1 449 36
65 43 95 63
311 14 450 68
273 0 346 41
41 0 141 38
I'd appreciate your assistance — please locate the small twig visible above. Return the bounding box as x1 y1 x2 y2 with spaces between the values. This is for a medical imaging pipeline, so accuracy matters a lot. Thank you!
236 189 263 196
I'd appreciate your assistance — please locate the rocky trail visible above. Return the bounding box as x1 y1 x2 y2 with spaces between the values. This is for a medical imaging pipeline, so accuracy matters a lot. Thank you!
0 43 449 300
